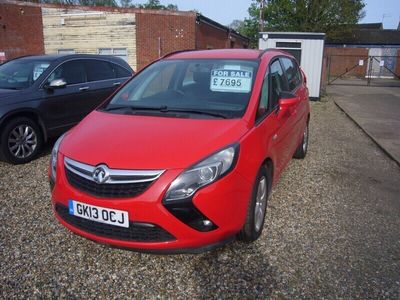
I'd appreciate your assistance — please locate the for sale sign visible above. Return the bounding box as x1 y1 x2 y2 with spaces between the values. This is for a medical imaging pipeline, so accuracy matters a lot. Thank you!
210 68 253 93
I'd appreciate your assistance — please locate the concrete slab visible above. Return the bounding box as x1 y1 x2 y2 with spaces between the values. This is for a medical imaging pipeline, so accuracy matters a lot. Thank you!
327 84 400 166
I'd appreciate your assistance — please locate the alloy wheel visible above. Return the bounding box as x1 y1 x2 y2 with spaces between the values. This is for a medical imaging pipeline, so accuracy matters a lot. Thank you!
302 124 309 152
254 176 267 232
8 125 37 159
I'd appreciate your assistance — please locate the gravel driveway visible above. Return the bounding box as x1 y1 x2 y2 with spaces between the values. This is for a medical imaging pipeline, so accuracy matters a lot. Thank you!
1 98 399 298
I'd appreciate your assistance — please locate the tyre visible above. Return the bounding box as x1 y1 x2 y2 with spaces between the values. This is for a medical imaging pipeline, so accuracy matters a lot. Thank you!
293 121 309 159
0 117 43 164
238 166 269 242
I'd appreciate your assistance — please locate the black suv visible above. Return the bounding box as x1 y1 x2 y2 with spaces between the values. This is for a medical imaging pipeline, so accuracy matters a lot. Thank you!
0 54 133 164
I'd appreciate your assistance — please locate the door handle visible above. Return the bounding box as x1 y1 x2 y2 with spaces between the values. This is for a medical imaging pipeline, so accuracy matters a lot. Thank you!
79 86 89 91
113 82 121 86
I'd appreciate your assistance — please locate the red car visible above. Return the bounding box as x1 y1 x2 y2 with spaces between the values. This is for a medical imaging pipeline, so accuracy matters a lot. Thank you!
49 49 310 253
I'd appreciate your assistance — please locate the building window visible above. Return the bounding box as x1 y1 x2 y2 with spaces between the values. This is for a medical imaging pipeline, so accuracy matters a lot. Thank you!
57 49 75 54
275 41 302 64
98 48 128 62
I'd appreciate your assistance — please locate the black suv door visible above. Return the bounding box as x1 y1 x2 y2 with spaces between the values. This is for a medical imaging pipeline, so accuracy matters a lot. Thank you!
82 59 121 112
40 59 91 135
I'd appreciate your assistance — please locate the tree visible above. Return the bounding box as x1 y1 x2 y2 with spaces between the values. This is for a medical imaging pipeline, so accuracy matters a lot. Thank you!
119 0 132 7
131 0 178 10
238 0 366 48
229 19 244 31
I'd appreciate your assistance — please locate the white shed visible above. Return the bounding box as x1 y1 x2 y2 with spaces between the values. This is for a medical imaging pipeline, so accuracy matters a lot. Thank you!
259 32 325 99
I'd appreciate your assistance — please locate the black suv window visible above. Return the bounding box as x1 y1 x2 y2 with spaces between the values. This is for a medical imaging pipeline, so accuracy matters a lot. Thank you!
281 57 301 91
84 60 115 82
112 63 132 78
269 59 287 109
47 60 86 85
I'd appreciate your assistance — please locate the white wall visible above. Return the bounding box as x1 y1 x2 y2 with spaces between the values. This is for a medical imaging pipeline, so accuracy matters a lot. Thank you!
259 34 325 98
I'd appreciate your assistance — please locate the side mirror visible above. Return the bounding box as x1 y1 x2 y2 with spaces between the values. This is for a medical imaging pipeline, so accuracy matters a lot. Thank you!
278 91 299 118
278 91 300 108
45 78 67 90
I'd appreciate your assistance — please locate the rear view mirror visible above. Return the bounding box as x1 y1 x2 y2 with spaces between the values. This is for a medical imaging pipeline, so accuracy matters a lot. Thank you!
46 78 67 90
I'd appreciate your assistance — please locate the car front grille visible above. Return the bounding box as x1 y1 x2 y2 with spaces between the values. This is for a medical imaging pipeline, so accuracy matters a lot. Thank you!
64 157 164 198
55 204 176 242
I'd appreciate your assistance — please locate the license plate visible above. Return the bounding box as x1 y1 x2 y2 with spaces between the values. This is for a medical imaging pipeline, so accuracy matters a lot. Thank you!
68 200 129 228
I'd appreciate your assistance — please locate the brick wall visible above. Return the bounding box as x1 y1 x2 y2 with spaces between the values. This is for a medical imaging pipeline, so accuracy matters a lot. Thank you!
196 22 228 49
136 12 196 70
196 23 247 50
42 7 137 70
1 1 250 70
0 3 44 60
324 47 369 78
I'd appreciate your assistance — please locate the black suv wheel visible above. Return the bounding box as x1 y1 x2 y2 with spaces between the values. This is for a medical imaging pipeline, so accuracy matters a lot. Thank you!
0 117 43 164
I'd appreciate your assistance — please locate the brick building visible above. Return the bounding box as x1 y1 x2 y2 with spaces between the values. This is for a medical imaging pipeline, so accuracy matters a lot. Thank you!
0 0 249 71
323 23 400 81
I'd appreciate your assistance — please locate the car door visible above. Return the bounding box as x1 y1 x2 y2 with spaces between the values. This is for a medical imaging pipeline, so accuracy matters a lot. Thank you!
255 58 294 178
280 57 307 153
39 59 91 135
82 59 123 112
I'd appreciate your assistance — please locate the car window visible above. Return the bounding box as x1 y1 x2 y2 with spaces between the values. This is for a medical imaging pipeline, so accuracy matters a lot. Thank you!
0 60 50 89
281 57 301 91
269 59 287 108
113 63 132 78
107 59 259 119
47 60 86 85
84 60 115 82
141 63 177 98
256 74 269 121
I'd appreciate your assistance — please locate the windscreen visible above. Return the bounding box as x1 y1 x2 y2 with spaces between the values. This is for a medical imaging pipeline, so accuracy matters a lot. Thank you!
105 59 259 119
0 60 51 90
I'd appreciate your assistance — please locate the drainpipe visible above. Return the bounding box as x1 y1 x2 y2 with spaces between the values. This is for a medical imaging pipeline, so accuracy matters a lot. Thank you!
158 37 161 57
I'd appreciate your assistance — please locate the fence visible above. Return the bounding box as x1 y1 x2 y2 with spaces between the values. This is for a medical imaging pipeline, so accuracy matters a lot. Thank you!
326 55 400 87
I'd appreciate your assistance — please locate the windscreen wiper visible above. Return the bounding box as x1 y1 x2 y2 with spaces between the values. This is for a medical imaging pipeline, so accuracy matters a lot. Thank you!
160 108 227 119
101 105 227 119
101 105 166 112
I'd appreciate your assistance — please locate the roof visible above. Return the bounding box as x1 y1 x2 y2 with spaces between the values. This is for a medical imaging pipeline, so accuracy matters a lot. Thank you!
326 29 400 45
353 23 383 30
197 15 249 42
260 32 325 40
3 0 196 17
12 54 65 61
10 54 131 66
3 1 249 43
164 49 288 60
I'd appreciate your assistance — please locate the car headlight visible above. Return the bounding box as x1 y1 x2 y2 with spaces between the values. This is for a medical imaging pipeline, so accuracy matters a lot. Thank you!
164 144 239 202
50 133 66 182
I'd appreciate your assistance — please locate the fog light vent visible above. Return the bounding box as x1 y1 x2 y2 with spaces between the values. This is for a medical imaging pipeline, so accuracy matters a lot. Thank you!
162 198 217 232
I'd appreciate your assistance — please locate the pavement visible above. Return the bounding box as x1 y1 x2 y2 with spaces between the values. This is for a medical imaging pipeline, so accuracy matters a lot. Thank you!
328 82 400 166
1 99 400 298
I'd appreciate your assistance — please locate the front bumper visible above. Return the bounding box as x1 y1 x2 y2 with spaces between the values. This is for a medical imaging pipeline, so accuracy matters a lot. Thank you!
51 154 253 252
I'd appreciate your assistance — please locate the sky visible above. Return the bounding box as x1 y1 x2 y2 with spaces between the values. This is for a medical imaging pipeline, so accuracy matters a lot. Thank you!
153 0 400 29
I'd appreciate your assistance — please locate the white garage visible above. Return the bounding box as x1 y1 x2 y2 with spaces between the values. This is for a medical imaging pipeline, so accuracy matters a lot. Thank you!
259 32 325 99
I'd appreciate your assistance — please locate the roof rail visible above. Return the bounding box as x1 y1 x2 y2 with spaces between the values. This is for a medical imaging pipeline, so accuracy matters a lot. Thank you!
257 48 275 59
162 49 196 59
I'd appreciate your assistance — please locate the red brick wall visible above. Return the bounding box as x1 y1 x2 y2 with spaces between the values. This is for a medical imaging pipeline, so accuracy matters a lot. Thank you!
195 23 248 49
0 3 44 61
135 13 196 70
324 47 368 78
196 22 228 49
